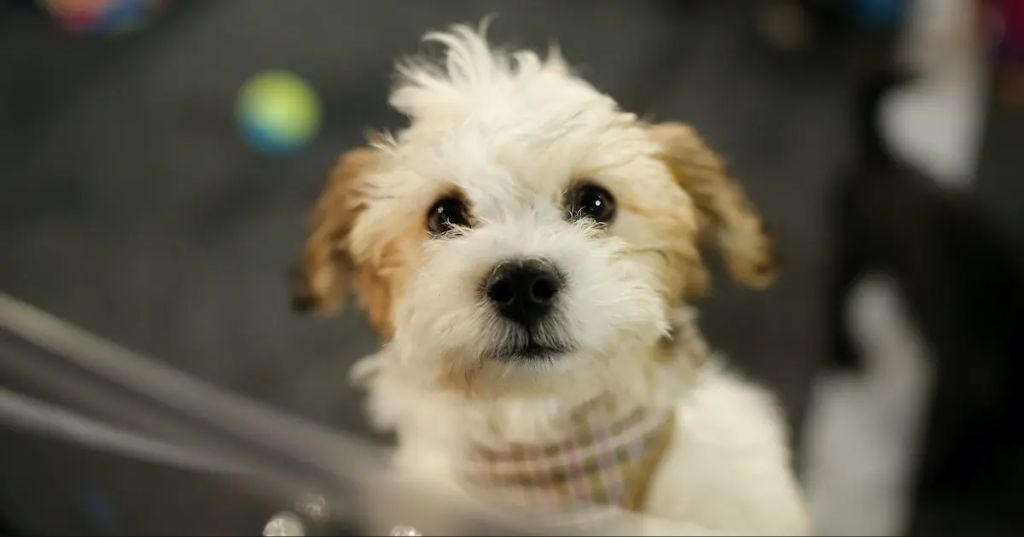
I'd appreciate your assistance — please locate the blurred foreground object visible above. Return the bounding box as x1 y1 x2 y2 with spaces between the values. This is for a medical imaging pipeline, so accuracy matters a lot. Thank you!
41 0 163 35
0 292 694 535
237 71 323 155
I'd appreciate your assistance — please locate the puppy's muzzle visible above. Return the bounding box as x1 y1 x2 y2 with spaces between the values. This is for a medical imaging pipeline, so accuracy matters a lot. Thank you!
484 258 563 327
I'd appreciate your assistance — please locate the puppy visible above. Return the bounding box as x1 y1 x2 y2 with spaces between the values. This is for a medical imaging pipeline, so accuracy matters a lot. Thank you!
295 23 809 534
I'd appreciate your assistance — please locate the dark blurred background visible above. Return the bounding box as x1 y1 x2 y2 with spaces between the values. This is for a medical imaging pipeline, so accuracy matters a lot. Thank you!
1 0 1022 535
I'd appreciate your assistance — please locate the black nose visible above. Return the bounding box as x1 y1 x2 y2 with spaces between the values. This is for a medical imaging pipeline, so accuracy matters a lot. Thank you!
485 259 563 326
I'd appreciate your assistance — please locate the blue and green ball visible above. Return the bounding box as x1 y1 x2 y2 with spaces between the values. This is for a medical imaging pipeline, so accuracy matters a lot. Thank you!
237 71 323 154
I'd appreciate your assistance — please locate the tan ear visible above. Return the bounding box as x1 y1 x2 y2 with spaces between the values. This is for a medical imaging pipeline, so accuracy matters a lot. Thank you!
648 122 778 293
292 148 377 314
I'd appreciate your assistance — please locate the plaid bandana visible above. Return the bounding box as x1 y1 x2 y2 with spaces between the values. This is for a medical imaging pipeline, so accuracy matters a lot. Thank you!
460 400 675 512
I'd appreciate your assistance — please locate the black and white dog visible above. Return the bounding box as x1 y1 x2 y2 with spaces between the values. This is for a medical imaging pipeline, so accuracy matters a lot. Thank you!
826 68 1024 534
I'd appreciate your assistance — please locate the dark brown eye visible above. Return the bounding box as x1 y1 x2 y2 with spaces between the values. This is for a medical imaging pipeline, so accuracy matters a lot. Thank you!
427 196 471 235
565 183 616 224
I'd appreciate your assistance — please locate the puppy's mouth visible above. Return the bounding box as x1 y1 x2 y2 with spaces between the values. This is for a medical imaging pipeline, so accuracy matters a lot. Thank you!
507 341 568 360
489 331 574 362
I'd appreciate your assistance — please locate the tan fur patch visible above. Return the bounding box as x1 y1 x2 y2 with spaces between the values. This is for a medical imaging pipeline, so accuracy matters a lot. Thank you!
646 122 778 295
296 144 441 337
294 148 378 314
439 360 481 395
352 221 425 337
627 202 705 302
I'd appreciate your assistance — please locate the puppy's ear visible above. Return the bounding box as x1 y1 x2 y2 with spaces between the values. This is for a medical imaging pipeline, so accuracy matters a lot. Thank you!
648 122 778 295
292 148 377 314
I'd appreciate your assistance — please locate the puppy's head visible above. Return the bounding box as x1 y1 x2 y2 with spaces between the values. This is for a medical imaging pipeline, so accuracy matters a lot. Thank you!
294 25 776 396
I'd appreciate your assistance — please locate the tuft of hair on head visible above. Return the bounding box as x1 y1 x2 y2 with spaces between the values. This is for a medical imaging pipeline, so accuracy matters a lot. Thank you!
389 18 569 120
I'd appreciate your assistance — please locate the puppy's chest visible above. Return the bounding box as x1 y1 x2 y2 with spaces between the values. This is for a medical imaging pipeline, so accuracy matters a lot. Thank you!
456 401 675 512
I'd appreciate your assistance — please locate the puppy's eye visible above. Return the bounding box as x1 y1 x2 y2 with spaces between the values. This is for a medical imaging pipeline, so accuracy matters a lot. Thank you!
565 183 616 224
427 196 471 235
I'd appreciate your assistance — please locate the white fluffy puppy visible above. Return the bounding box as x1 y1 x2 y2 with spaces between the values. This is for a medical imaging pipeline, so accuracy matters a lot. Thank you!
295 23 809 535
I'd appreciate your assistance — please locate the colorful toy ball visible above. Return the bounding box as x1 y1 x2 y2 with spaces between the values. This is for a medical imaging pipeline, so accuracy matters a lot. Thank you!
236 71 323 155
41 0 163 36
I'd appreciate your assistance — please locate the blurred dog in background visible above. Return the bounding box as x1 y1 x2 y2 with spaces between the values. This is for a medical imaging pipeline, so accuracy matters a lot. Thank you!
827 67 1024 532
